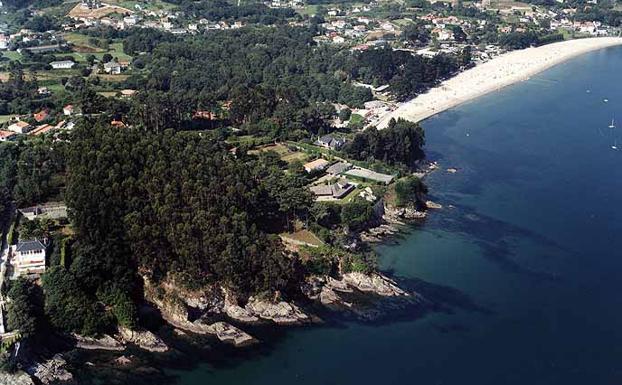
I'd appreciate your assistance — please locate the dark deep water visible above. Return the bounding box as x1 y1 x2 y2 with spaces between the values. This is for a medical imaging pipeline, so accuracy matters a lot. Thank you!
172 47 622 384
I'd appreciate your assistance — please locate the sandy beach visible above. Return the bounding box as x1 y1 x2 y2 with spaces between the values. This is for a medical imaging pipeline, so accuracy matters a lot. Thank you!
375 37 622 128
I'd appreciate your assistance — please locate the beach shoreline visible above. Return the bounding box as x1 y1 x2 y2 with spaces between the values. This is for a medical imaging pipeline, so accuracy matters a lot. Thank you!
375 37 622 128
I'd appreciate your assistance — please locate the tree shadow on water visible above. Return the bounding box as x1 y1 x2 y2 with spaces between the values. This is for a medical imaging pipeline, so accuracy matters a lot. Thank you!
425 201 570 284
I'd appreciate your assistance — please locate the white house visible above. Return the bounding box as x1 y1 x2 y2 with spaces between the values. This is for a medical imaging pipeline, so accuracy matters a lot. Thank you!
103 61 122 74
49 60 75 69
63 104 74 116
14 239 46 276
7 120 31 134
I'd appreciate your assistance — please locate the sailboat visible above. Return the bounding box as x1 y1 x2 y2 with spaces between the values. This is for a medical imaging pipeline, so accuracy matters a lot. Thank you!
609 118 616 129
612 138 617 150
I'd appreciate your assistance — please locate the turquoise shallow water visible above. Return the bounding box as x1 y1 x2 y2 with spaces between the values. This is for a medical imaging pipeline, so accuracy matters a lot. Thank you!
173 46 622 385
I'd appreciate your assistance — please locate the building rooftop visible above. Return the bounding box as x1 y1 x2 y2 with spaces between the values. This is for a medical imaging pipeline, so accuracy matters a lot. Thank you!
16 239 46 253
304 158 330 171
326 162 352 175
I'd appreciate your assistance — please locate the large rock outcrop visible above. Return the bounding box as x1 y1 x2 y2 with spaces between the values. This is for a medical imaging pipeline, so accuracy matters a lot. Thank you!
205 322 257 347
72 333 124 351
117 327 169 353
341 273 409 297
245 297 310 325
27 354 73 385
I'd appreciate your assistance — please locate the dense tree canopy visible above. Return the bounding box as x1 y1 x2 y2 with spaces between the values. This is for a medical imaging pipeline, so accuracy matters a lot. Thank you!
343 118 426 169
66 121 311 298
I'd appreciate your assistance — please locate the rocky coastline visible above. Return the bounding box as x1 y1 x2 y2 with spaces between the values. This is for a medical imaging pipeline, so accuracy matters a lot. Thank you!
2 164 444 385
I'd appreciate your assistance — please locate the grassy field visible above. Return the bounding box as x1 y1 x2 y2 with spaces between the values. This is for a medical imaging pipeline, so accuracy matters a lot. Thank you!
349 113 364 125
280 229 324 247
0 115 15 124
63 34 133 62
114 0 177 11
248 143 308 164
2 51 23 61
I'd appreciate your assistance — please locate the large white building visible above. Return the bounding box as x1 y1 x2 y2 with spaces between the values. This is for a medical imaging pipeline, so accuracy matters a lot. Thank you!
49 60 75 69
7 121 31 134
14 239 46 276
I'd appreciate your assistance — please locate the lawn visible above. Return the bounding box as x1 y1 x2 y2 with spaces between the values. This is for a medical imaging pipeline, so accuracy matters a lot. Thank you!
280 229 324 248
115 0 177 11
281 151 307 164
349 113 364 125
0 115 15 124
2 51 23 61
63 34 133 62
63 32 105 50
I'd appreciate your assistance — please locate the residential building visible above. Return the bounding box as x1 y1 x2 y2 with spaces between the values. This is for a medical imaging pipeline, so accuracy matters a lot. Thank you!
49 60 75 69
0 130 16 141
326 161 352 175
104 61 122 74
345 167 394 184
7 120 31 134
310 181 355 200
29 124 54 136
63 104 74 116
303 158 330 173
316 134 346 150
34 109 49 122
14 239 46 276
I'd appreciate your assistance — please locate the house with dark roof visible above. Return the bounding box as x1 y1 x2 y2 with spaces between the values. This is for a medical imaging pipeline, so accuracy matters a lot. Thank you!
14 239 46 275
326 162 352 175
310 181 355 200
316 135 346 150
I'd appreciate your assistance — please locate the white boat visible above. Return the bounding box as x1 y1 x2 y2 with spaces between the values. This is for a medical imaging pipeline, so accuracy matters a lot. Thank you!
609 119 616 129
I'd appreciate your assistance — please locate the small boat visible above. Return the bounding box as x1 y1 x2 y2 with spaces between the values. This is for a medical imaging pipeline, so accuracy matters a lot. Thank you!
609 118 616 129
612 139 618 150
604 98 609 103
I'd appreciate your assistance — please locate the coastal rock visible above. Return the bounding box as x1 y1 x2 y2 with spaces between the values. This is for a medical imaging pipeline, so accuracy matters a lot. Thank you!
223 289 260 323
117 327 169 353
301 276 349 306
341 273 409 297
319 285 342 306
206 322 257 347
183 285 225 314
114 355 135 366
72 333 124 351
0 371 35 385
245 297 310 324
300 276 325 300
28 354 73 384
425 200 442 209
325 276 354 293
386 206 426 221
225 304 260 323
